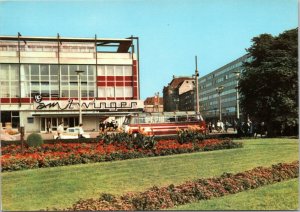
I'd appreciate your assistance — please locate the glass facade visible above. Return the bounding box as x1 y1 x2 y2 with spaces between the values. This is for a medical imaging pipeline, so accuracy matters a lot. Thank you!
18 64 96 98
0 64 19 98
199 54 251 122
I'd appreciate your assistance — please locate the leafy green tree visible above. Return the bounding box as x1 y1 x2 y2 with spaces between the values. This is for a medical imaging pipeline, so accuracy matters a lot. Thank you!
239 28 298 136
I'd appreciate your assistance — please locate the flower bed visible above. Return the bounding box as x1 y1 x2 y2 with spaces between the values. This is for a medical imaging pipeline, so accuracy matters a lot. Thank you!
1 139 242 172
63 161 299 211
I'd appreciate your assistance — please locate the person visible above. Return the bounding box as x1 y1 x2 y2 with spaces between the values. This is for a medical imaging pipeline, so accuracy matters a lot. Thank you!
208 122 212 133
57 122 64 139
236 118 242 137
78 123 84 138
114 121 118 130
247 118 253 136
220 121 224 132
216 120 221 132
224 121 229 133
99 121 104 132
47 121 51 133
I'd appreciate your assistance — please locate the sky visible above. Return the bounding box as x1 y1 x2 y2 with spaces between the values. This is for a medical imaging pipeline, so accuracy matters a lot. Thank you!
0 0 298 100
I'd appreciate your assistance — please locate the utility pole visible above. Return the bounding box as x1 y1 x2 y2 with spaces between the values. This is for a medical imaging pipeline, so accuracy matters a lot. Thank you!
195 56 200 114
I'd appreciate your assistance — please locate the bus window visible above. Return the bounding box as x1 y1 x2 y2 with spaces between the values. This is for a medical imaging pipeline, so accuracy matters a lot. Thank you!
167 116 176 122
131 117 139 124
177 115 188 122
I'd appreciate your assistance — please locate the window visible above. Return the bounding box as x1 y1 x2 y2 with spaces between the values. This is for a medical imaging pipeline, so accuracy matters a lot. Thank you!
124 87 133 97
107 66 114 76
124 66 132 76
106 87 115 97
27 117 34 124
115 87 123 97
115 66 123 76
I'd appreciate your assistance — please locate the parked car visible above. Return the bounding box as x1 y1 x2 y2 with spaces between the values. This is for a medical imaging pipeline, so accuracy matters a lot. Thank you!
53 127 90 139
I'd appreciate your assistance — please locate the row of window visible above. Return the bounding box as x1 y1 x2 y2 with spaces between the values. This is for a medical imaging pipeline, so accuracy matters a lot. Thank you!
0 64 134 98
98 87 133 98
0 44 95 53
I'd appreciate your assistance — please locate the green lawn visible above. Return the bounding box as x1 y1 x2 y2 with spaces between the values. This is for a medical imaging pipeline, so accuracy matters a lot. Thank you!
1 138 299 211
170 178 299 210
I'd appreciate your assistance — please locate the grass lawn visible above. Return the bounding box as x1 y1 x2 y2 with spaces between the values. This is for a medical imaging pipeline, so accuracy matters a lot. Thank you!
170 178 299 210
2 138 299 210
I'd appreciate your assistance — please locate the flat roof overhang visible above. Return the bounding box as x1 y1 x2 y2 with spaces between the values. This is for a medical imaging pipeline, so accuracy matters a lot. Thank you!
0 35 134 53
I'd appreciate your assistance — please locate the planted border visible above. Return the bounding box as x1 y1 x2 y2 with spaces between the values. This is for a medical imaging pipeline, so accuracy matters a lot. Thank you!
61 161 299 211
1 139 242 172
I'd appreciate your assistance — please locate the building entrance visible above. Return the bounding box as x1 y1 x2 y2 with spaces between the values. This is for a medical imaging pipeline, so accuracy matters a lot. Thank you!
40 117 79 132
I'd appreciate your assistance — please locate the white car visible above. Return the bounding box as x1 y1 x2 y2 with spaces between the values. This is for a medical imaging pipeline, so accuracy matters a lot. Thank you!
53 127 90 139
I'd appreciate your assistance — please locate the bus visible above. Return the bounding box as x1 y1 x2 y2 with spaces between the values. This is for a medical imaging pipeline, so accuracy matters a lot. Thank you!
122 111 206 136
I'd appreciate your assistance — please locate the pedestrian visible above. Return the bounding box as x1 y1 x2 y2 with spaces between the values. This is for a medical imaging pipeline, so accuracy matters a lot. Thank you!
208 122 212 133
247 118 253 136
78 123 84 138
57 122 64 139
236 118 242 137
47 121 51 133
99 121 104 132
220 121 224 132
224 121 229 133
114 121 118 130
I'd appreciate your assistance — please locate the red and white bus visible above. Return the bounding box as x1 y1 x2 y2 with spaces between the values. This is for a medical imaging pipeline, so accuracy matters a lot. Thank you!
122 111 206 136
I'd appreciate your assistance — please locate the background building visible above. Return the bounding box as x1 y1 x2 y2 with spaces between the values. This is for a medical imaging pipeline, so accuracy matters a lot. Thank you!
144 94 163 113
198 54 251 124
0 34 143 132
163 76 194 112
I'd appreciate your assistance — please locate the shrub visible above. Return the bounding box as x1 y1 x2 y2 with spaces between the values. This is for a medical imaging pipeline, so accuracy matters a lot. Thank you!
134 134 157 150
26 133 44 147
177 126 205 144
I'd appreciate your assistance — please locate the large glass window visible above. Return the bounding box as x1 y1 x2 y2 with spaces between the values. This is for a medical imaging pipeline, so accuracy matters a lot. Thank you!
60 65 95 98
0 64 19 98
15 64 95 99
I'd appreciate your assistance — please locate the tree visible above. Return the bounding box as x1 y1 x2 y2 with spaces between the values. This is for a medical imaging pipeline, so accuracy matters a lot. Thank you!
239 28 298 136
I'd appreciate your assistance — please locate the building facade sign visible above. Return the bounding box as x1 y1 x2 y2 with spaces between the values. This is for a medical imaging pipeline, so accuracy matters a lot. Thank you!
33 95 143 111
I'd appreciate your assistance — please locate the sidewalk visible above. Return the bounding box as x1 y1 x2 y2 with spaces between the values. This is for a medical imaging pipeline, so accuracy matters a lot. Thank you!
25 131 101 140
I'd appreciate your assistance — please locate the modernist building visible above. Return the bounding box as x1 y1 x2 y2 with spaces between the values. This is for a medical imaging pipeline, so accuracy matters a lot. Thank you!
163 76 195 112
0 34 143 132
198 54 251 124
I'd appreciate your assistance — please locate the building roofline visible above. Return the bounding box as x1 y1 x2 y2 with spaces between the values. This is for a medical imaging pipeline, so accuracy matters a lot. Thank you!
199 53 251 79
0 35 133 43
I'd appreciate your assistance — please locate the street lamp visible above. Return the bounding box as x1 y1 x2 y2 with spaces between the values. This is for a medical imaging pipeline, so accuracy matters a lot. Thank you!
154 92 160 112
233 71 240 119
193 56 200 114
216 85 224 121
75 70 84 125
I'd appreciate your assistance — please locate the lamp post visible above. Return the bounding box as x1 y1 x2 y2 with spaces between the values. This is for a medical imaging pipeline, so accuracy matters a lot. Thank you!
193 56 200 114
216 86 224 121
75 70 84 124
154 92 159 112
233 71 240 120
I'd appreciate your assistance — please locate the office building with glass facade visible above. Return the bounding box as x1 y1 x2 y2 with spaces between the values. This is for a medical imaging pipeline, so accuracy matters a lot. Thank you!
0 34 142 132
199 54 251 124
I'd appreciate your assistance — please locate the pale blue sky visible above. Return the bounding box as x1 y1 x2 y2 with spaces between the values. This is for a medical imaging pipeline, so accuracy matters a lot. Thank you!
0 0 298 99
